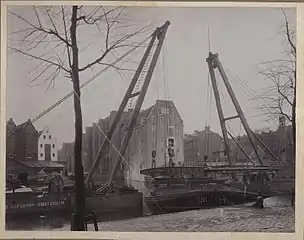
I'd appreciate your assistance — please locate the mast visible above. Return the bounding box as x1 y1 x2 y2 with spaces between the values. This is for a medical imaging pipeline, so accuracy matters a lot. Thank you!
206 53 232 166
207 52 264 166
85 21 170 185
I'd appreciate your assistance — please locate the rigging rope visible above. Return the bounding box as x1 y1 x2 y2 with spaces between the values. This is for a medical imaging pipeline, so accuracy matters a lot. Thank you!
222 67 280 162
161 36 170 166
204 27 212 159
208 27 211 53
204 72 211 157
226 123 251 165
8 34 153 138
224 67 275 116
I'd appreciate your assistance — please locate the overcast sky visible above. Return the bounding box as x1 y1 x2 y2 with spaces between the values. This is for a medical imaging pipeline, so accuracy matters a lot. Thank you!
6 6 296 148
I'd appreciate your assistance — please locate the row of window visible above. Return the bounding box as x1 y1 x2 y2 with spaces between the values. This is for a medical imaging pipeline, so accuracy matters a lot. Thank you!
131 148 180 155
43 135 52 140
40 153 56 157
158 107 173 115
40 144 55 148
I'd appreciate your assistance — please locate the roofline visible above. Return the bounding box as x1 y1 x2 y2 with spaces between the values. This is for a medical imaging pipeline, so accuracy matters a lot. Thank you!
147 105 156 119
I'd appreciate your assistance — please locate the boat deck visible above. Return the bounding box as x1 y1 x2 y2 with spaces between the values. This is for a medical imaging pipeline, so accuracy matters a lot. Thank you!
140 165 284 177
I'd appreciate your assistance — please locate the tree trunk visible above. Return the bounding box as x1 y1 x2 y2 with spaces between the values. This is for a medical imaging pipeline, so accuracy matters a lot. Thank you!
70 5 86 231
292 68 296 164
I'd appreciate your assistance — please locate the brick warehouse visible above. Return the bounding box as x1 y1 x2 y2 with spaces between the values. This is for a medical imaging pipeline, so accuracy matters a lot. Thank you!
6 118 64 183
59 100 185 191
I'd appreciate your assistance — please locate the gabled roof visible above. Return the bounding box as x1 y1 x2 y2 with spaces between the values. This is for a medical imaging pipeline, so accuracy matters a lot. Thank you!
16 119 39 135
6 118 17 135
7 118 16 128
156 100 183 122
140 105 155 119
13 159 64 169
16 119 31 130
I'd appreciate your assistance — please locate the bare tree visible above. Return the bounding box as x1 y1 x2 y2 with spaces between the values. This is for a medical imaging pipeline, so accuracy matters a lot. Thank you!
8 5 151 230
257 9 296 158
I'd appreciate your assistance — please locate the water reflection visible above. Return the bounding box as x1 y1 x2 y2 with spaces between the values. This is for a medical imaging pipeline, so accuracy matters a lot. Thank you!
6 214 67 231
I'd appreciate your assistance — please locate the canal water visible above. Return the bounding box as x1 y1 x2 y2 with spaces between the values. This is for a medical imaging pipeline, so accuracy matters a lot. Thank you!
6 196 294 232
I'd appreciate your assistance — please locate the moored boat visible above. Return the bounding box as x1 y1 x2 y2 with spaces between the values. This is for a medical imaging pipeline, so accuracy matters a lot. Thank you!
140 166 260 215
6 176 143 222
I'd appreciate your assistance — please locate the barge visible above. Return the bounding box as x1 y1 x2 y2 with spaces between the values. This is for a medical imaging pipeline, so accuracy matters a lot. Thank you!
6 176 143 221
140 166 260 215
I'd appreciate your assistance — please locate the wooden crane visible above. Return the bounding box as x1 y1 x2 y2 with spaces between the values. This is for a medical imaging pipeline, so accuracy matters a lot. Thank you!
206 52 278 167
85 21 171 194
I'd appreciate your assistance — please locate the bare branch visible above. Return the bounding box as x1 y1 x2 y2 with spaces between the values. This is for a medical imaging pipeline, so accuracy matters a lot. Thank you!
97 62 137 72
9 9 71 47
78 24 150 72
281 8 296 58
9 46 70 73
76 6 122 24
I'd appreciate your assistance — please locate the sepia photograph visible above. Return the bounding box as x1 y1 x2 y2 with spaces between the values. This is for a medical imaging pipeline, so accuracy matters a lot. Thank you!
4 3 296 234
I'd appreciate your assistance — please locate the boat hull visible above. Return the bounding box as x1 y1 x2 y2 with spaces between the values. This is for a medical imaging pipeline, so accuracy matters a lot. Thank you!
6 190 143 222
85 191 143 221
145 189 258 215
5 192 70 218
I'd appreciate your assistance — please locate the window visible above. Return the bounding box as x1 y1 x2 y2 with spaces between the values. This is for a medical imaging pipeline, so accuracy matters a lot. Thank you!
168 138 175 148
43 135 46 139
49 135 51 140
162 108 169 114
40 153 43 157
40 144 43 148
52 144 55 148
53 153 55 157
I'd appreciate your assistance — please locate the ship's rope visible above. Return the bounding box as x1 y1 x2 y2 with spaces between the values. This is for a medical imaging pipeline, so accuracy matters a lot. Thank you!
222 66 280 164
204 28 212 160
204 72 212 159
162 36 170 166
7 34 153 138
